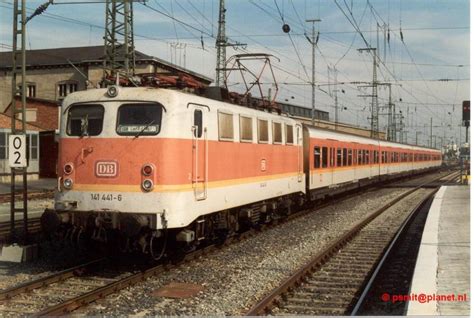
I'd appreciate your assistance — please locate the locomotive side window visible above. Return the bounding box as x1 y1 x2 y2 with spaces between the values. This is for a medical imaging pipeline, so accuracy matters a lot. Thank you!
258 119 269 143
286 125 294 144
273 122 282 144
240 116 253 142
218 111 234 141
67 104 104 136
321 147 328 168
314 147 321 168
194 109 203 138
116 103 162 136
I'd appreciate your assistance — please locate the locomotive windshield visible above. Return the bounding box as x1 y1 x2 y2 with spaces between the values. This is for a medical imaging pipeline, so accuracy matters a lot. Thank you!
116 103 163 136
66 104 104 136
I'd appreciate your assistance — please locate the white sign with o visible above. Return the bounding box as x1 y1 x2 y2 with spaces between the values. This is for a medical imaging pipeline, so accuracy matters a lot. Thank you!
9 135 27 168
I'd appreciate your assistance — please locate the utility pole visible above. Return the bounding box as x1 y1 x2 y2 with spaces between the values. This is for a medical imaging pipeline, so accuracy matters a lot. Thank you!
10 0 28 244
306 18 321 126
215 0 246 88
358 48 378 138
103 0 135 85
430 117 433 148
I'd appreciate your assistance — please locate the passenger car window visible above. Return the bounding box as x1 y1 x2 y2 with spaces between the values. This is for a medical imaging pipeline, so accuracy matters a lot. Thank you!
67 104 104 136
322 147 328 168
314 147 321 168
116 103 162 136
337 148 342 167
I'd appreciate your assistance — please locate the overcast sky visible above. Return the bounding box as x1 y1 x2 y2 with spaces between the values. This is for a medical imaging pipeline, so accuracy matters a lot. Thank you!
0 0 470 147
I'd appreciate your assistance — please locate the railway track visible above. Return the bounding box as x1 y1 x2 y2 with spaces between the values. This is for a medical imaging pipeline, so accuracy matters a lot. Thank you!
0 190 54 243
246 171 459 316
0 170 458 316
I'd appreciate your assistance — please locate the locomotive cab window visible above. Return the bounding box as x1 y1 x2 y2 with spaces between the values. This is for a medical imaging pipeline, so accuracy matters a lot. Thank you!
67 104 104 136
117 103 162 136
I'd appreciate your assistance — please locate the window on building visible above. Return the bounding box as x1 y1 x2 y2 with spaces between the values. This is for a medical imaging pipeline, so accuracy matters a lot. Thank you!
358 150 363 165
258 119 269 143
0 132 7 160
31 134 38 160
240 116 253 142
322 147 328 168
348 149 353 166
337 148 342 167
218 111 234 141
343 148 348 166
18 83 36 98
58 81 78 98
314 146 321 168
273 122 282 144
285 124 294 144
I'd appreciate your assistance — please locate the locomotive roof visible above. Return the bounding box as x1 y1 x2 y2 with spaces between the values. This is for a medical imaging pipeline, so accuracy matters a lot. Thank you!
62 87 440 153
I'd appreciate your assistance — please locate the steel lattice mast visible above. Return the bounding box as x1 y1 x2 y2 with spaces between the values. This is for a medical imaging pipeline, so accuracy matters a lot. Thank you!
103 0 135 84
215 0 226 87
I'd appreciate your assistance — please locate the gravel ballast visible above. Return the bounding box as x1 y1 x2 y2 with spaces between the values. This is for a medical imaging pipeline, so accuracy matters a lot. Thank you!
82 187 410 316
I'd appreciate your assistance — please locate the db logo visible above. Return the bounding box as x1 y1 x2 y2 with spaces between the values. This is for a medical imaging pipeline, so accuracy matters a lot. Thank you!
95 161 118 177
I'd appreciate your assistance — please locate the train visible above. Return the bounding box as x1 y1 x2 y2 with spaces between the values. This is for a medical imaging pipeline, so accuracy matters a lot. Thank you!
41 86 442 258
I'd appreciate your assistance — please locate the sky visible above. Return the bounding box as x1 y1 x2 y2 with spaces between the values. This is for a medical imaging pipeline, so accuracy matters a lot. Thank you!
0 0 470 147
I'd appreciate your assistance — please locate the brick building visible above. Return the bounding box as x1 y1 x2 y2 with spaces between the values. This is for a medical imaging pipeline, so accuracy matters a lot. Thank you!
5 97 59 131
0 45 213 111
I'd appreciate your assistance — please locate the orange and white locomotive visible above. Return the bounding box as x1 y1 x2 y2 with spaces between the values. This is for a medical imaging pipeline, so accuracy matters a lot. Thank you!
44 86 441 256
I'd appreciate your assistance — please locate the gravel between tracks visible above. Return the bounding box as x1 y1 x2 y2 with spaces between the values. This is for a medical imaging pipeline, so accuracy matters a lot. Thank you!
79 187 411 316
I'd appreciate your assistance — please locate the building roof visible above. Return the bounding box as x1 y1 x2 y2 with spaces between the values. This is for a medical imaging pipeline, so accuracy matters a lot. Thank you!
0 45 213 84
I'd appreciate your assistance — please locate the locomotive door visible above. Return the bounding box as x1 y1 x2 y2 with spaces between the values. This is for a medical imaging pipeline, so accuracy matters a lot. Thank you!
296 124 303 182
190 104 209 201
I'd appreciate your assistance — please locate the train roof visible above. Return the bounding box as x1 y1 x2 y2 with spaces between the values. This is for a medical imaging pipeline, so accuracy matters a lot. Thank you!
63 87 440 153
304 124 440 153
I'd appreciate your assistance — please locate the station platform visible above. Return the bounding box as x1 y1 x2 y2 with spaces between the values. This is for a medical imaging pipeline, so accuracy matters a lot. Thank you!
407 185 470 315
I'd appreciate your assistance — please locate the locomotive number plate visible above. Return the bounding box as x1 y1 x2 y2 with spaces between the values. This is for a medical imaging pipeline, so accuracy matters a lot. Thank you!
90 193 122 202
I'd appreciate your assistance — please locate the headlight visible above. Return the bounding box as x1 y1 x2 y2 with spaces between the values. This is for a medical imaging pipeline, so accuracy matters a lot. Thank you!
64 163 74 175
142 164 154 176
63 178 73 189
142 179 154 192
107 85 119 98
